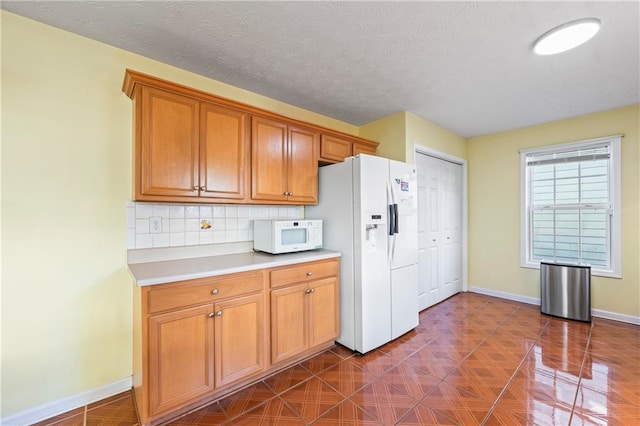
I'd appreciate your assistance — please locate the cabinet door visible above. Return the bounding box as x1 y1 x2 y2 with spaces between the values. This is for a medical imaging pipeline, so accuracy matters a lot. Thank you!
287 126 319 204
251 116 288 201
353 142 377 156
319 135 352 163
270 283 308 364
307 277 340 348
148 304 214 415
214 293 265 388
139 86 200 198
200 103 250 200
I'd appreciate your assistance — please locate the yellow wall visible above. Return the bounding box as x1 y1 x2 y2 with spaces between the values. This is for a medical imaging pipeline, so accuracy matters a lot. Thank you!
359 111 407 161
0 11 360 417
359 111 467 163
405 112 467 162
468 105 640 316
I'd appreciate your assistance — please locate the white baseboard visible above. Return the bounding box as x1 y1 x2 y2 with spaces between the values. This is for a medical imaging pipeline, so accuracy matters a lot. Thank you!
467 286 640 326
1 376 132 426
591 308 640 325
468 286 539 306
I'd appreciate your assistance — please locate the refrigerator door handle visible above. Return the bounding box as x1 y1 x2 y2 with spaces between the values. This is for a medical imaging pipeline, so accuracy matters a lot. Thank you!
388 204 395 235
393 203 399 234
390 232 397 262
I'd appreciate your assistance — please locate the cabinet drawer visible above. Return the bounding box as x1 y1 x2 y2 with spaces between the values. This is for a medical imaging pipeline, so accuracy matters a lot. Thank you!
270 259 339 288
148 272 263 314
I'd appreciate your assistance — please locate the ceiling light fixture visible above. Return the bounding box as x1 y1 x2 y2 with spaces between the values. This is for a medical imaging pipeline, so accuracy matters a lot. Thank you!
533 18 601 55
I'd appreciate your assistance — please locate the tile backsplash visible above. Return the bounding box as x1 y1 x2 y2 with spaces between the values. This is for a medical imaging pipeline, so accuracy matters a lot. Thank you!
127 201 303 249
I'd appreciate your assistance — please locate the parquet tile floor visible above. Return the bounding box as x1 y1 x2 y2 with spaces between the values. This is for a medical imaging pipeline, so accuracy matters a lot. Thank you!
33 293 640 425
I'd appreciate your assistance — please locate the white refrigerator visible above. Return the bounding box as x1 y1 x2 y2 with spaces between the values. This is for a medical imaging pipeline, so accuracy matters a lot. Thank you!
306 154 419 353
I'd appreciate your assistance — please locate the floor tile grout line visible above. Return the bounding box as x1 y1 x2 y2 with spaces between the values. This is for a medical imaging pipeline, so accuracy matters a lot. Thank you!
567 320 595 425
479 310 552 425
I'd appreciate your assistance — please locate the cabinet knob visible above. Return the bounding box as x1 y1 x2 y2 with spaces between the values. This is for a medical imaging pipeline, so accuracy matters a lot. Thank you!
310 288 315 293
217 310 223 316
208 312 215 318
193 186 199 191
305 289 312 294
200 186 206 191
211 288 219 295
306 271 313 276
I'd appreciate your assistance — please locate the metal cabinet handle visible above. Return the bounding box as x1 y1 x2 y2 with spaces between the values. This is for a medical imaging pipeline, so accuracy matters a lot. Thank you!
305 289 312 294
211 289 219 295
193 186 199 191
217 310 223 316
310 288 315 293
208 312 215 318
306 271 313 276
200 186 206 191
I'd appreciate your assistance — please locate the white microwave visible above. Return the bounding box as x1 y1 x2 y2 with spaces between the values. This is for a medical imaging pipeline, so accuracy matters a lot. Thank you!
253 219 323 254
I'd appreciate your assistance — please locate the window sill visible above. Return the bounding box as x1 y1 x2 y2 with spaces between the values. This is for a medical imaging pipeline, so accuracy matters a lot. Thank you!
520 262 622 279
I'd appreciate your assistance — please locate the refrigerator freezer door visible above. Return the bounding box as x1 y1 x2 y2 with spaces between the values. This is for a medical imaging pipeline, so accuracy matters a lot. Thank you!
391 263 419 339
389 160 419 270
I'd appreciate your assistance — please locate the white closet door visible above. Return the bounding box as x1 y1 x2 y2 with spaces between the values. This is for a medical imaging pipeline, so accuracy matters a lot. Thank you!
416 153 463 310
442 160 462 300
417 158 429 310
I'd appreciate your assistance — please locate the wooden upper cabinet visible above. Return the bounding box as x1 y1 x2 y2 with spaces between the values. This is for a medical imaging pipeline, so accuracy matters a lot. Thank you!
319 135 352 163
287 126 318 204
200 103 250 200
353 142 377 156
138 86 200 198
123 70 377 204
251 116 288 201
251 117 319 204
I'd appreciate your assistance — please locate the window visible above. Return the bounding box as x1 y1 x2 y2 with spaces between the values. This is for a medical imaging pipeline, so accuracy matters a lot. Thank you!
520 135 621 278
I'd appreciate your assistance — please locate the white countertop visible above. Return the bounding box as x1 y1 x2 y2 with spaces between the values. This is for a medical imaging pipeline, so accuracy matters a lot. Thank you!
128 249 341 286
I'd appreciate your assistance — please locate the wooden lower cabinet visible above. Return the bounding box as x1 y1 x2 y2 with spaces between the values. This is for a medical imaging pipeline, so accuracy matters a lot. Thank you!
270 259 340 365
271 277 339 364
214 293 265 388
148 304 214 415
307 277 340 347
134 258 340 426
270 283 308 364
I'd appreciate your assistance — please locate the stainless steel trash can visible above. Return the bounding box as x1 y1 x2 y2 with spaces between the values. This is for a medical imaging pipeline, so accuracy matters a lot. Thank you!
540 261 591 322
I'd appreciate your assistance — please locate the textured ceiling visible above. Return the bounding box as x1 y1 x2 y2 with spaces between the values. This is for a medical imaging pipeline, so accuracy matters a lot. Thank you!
3 1 639 137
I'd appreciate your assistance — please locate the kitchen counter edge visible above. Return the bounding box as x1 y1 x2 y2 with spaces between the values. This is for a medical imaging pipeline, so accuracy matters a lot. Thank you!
128 249 341 286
